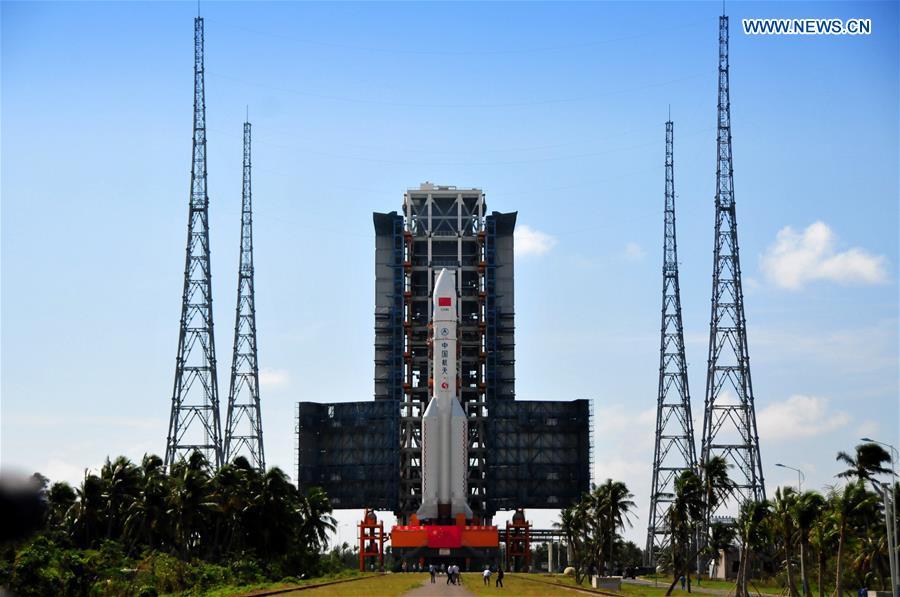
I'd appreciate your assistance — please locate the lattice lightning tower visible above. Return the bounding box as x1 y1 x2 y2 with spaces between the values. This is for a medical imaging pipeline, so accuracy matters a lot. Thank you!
645 118 697 565
165 16 223 469
699 14 765 508
224 120 265 471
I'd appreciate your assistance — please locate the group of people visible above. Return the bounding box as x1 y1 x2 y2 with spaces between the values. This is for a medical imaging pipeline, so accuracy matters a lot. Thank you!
482 566 504 588
427 563 462 585
424 563 504 587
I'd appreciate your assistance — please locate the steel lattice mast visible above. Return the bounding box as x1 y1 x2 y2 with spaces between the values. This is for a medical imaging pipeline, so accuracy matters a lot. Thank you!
224 120 265 471
165 16 223 469
699 14 765 509
645 118 697 565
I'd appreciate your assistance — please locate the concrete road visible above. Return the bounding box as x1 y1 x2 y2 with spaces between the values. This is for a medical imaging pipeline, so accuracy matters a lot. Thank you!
402 577 476 596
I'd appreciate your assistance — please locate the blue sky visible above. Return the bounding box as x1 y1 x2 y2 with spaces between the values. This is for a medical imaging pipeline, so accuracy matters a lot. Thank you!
2 1 897 546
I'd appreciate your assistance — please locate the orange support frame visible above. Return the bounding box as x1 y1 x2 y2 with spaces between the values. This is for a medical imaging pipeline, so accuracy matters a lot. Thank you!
505 509 531 572
358 509 386 572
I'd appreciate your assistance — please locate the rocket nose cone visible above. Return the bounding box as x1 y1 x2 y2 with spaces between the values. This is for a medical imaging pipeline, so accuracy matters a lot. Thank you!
433 268 456 306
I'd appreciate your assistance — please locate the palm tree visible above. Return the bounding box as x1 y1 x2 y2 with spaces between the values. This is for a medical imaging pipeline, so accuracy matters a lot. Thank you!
299 485 337 552
828 481 879 597
124 454 170 551
837 443 894 595
772 487 799 597
792 490 825 597
665 470 705 596
210 456 258 556
701 456 734 518
99 455 141 540
590 479 635 576
167 450 215 559
558 503 589 584
836 443 892 485
810 507 837 597
68 471 104 548
575 498 595 581
707 521 736 572
851 530 889 590
734 499 771 597
698 456 735 577
46 481 76 529
248 467 305 559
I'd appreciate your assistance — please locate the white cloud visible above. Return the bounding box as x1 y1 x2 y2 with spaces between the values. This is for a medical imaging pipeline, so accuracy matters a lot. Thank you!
624 242 646 262
43 459 92 486
760 221 888 289
514 225 557 257
757 394 851 441
595 404 655 434
855 420 880 438
592 402 659 540
259 367 290 388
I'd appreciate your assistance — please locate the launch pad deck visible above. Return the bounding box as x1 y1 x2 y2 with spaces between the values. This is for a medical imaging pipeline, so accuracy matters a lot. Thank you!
390 523 499 550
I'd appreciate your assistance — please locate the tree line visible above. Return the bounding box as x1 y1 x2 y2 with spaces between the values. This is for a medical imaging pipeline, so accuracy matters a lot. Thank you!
558 443 898 597
0 452 338 596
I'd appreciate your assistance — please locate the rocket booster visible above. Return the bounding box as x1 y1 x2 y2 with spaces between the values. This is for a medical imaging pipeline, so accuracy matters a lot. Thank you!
417 269 472 521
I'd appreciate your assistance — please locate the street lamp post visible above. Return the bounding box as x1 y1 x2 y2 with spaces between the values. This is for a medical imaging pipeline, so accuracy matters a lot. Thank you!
775 463 805 493
775 463 806 596
862 437 898 597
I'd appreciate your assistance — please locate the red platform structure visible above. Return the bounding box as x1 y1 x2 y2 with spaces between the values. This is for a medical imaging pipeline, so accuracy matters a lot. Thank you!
390 513 499 568
505 509 531 572
358 509 386 572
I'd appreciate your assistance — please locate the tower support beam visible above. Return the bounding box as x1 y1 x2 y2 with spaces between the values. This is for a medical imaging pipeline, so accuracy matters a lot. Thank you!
166 16 222 469
646 119 697 565
700 14 766 513
224 120 265 471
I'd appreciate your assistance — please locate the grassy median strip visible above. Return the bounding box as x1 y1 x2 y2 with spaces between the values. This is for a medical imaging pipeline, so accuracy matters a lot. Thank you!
275 573 424 596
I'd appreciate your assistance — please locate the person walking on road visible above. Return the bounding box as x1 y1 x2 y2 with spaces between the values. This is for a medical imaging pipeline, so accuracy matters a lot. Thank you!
483 567 492 585
429 564 435 583
496 567 504 588
446 564 453 585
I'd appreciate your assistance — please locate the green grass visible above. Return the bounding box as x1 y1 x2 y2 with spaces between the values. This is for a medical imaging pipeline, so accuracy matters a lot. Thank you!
200 571 377 596
637 575 784 595
499 573 785 597
694 579 779 594
533 574 665 596
276 573 423 596
200 582 295 597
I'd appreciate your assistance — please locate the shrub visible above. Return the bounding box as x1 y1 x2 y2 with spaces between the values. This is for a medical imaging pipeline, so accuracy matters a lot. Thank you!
230 557 265 583
9 535 75 596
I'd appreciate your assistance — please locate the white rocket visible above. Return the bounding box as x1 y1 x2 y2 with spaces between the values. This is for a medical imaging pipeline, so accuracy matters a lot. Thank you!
417 268 473 521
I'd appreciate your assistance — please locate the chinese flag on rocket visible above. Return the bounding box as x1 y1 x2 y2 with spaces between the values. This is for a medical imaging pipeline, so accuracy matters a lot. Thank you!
438 297 451 307
426 525 462 548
